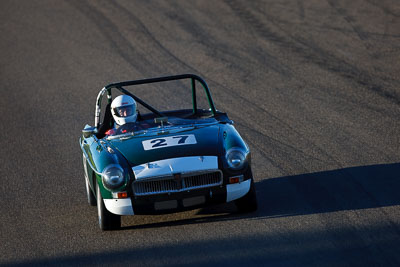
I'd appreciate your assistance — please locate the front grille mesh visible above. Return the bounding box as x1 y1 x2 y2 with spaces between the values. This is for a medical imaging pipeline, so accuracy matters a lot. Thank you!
133 171 222 196
134 179 177 195
184 172 220 188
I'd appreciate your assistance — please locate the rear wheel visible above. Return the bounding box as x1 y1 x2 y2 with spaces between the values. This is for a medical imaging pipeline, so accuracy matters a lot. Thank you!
235 178 258 213
97 183 121 230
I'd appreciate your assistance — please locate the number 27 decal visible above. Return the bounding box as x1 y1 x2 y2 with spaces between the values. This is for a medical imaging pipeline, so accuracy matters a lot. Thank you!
142 135 197 150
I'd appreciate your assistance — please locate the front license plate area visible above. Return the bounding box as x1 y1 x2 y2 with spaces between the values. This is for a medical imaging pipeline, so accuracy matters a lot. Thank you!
154 200 178 210
182 196 206 207
153 196 206 210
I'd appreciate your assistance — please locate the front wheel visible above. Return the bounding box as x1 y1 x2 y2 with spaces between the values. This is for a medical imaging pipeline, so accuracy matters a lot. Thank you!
97 183 121 230
235 178 258 213
83 155 96 206
85 175 96 206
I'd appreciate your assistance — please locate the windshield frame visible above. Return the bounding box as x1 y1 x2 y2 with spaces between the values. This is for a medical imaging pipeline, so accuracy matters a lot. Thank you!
105 119 219 141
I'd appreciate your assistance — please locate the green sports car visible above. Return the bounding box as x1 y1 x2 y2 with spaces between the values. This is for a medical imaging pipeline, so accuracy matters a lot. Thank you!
80 74 257 230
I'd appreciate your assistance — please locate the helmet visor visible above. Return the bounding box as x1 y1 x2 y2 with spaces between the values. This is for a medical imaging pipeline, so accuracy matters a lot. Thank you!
113 105 134 117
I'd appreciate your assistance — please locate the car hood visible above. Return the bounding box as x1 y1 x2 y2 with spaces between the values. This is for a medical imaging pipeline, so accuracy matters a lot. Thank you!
108 125 221 167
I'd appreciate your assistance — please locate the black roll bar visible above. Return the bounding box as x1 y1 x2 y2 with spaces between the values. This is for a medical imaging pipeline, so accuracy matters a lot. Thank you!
95 74 217 128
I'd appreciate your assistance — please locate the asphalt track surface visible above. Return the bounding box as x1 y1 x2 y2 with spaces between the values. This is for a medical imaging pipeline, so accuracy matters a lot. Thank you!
1 0 400 266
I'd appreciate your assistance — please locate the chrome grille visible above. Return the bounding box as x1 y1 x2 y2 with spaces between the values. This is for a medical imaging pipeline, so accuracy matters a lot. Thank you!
134 179 177 195
184 172 221 189
133 171 222 196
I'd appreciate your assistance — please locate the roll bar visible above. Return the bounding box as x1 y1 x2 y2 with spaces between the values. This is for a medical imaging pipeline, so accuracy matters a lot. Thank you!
94 74 217 128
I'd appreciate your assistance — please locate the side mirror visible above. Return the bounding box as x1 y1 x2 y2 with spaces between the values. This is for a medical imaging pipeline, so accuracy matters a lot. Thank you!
82 125 98 138
154 117 168 124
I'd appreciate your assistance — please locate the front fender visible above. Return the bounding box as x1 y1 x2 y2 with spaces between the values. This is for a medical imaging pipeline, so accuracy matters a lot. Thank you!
80 135 131 199
219 124 251 175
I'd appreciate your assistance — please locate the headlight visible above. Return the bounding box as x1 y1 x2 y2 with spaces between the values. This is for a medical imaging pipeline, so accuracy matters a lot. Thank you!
226 147 247 170
102 164 125 191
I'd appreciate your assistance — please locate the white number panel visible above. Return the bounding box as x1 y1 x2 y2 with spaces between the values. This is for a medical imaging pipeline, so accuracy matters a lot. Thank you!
142 135 197 151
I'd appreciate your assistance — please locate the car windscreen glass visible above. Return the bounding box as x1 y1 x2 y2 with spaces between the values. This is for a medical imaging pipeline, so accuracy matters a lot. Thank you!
109 117 218 138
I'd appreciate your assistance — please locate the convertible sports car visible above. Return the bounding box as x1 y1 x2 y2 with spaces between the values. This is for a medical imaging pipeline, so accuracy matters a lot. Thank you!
80 74 257 230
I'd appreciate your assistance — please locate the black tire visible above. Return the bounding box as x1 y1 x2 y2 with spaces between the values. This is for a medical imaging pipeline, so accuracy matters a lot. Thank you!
86 178 97 206
83 155 96 206
97 183 121 230
235 178 258 213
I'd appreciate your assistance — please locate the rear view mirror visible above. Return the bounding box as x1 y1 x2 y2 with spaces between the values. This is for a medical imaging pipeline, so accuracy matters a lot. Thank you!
154 117 168 124
154 117 168 128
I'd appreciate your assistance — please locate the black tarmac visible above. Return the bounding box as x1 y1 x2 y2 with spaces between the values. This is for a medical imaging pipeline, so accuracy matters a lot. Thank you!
1 0 399 266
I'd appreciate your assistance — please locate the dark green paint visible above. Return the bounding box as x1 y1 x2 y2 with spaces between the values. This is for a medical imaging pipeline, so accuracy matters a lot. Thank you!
108 125 221 167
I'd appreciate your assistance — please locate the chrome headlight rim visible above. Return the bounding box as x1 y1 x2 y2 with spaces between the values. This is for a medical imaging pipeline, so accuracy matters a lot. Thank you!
101 164 126 191
225 147 248 170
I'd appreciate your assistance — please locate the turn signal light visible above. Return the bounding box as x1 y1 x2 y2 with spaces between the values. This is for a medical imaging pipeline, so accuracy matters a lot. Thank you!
230 177 239 184
117 192 128 198
229 175 244 184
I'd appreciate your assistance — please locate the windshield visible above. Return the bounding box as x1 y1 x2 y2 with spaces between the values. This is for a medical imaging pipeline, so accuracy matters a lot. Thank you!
106 117 218 139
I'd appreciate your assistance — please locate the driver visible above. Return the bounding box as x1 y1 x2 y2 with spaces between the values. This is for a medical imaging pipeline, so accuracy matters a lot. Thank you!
106 95 137 136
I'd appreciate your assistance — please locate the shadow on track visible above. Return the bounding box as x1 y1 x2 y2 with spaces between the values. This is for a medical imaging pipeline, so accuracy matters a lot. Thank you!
256 162 400 218
5 163 400 266
123 162 400 230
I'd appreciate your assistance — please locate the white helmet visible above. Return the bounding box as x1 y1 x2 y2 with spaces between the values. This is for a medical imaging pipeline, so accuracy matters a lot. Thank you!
111 95 137 126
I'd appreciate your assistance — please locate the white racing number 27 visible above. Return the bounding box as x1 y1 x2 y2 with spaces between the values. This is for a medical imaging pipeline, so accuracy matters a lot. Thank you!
142 135 197 151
